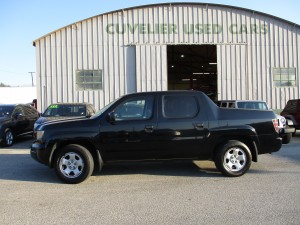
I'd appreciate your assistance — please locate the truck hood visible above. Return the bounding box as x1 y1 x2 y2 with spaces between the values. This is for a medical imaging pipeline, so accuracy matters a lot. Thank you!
36 116 87 124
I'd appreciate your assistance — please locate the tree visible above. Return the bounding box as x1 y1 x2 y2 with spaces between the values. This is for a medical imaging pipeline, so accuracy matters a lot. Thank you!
0 82 10 87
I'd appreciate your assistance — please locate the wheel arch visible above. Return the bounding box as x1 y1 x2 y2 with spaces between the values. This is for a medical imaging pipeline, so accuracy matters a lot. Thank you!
49 140 103 172
212 135 258 162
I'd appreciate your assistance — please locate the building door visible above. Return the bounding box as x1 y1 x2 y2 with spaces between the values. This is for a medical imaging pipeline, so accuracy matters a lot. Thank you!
167 45 217 100
135 45 168 92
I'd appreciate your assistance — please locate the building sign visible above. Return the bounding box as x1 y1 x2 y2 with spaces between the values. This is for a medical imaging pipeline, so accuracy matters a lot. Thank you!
106 23 268 35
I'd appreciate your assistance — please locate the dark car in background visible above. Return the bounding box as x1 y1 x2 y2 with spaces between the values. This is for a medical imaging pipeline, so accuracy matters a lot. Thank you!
34 103 96 130
0 104 39 147
281 99 300 135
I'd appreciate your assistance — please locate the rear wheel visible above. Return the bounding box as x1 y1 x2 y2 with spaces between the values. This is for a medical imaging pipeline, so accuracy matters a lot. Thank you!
3 129 14 147
54 144 94 184
214 140 252 177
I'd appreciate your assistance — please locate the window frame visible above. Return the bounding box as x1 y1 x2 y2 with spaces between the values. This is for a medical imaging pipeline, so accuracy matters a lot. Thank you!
113 96 154 122
273 67 297 87
162 95 199 119
75 69 103 91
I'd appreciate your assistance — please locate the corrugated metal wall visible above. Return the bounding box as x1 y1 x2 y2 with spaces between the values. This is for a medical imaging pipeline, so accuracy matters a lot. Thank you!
34 3 300 112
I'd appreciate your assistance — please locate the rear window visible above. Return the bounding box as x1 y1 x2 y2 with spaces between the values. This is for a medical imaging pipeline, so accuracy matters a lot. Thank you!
237 102 268 110
163 95 199 118
43 104 86 117
0 106 14 116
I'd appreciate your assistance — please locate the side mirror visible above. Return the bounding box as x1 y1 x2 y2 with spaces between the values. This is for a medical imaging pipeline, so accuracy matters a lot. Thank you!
13 113 23 119
106 112 116 124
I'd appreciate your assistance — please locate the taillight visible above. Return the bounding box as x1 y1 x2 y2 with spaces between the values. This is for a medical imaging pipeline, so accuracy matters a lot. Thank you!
272 119 279 133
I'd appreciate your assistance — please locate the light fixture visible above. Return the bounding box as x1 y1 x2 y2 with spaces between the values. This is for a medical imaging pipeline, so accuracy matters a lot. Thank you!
193 72 210 75
182 78 197 81
181 54 184 58
171 65 174 68
209 62 217 65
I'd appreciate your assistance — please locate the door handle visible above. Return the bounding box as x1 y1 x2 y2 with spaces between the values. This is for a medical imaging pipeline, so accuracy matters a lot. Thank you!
144 125 154 133
194 123 204 130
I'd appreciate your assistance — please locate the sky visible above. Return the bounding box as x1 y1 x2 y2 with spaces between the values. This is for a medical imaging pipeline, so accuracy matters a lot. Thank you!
0 0 300 87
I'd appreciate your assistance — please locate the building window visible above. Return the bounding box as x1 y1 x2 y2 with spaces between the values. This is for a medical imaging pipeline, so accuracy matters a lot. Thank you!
76 70 102 91
273 68 296 87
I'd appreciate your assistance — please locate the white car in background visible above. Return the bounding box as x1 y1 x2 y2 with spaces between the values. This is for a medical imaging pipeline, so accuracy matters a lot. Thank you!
217 100 295 144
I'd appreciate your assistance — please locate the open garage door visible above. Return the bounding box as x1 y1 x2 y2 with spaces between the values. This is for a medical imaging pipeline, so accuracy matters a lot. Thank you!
167 45 217 100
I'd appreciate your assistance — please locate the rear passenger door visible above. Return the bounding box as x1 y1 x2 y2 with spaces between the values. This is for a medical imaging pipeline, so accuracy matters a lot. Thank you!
156 93 209 158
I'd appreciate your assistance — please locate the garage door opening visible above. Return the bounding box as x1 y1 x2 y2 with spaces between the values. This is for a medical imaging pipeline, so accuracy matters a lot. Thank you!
167 45 217 100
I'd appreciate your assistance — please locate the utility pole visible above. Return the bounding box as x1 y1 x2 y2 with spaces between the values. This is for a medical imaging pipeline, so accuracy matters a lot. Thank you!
28 72 35 86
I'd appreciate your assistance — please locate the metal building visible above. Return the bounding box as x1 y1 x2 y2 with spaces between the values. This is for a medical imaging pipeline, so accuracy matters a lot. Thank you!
33 3 300 112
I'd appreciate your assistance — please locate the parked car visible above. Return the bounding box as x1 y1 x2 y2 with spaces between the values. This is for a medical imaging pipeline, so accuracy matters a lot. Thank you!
281 99 300 136
217 100 294 144
34 103 96 130
31 91 282 184
0 104 39 147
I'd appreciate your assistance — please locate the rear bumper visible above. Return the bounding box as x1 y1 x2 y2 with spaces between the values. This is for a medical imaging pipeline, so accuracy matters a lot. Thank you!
279 126 295 136
272 137 283 152
257 135 282 154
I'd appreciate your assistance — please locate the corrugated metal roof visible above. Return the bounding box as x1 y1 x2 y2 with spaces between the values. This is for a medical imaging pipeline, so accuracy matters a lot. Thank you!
33 2 300 46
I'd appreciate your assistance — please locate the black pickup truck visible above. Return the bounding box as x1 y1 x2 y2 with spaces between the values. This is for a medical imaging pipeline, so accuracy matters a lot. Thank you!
31 91 282 183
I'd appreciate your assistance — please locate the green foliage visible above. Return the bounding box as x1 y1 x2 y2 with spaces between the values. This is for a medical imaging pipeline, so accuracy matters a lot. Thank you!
0 82 10 87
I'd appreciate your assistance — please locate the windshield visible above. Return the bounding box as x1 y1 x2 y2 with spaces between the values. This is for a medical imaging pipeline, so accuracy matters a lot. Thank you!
0 106 14 116
43 104 86 117
237 102 268 110
91 97 120 119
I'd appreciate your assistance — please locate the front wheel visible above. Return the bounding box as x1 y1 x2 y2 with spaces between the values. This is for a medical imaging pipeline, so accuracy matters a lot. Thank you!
214 140 252 177
54 144 94 184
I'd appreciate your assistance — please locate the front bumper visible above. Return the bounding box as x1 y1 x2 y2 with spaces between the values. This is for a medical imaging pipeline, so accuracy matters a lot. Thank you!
30 142 50 166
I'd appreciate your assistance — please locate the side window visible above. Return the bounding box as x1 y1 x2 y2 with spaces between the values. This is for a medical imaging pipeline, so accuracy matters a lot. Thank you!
12 106 24 116
228 103 235 108
114 96 154 121
23 106 36 116
221 102 227 107
163 95 198 119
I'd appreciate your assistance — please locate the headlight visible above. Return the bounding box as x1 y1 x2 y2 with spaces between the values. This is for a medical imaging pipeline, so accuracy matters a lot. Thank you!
36 130 44 140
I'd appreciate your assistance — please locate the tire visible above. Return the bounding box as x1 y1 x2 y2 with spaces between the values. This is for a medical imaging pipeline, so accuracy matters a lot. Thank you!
214 140 252 177
54 144 94 184
3 129 14 147
282 133 292 144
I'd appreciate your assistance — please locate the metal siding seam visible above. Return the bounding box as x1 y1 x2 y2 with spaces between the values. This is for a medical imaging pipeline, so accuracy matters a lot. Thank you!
161 45 168 91
217 45 221 100
98 16 104 110
62 29 68 103
109 14 115 101
294 29 300 98
66 27 72 103
102 15 108 105
73 23 79 104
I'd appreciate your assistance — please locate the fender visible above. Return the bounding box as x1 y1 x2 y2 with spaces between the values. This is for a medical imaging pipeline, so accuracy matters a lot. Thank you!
206 125 259 162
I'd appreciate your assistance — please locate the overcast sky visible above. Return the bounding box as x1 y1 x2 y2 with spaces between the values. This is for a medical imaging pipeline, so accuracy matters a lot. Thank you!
0 0 299 86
